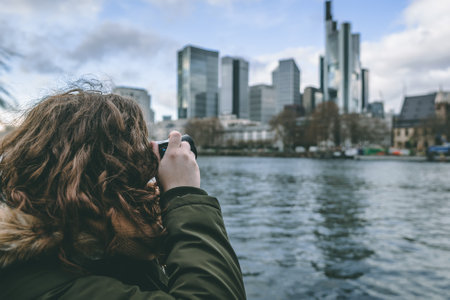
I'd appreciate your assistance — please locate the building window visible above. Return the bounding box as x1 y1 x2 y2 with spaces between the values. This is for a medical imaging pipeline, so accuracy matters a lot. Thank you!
397 129 400 136
405 128 409 136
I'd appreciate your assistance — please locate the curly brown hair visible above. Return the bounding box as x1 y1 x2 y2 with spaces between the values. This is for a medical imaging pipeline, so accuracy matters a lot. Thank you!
0 89 164 265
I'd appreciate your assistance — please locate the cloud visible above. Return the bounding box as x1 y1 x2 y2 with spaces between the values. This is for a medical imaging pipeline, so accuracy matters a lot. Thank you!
0 0 103 19
71 22 176 63
361 0 450 111
145 0 252 8
143 0 268 25
5 19 178 75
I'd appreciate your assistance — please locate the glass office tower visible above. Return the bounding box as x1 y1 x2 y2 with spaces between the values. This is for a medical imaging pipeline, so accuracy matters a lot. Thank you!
321 0 367 113
220 56 249 119
177 45 219 119
249 84 276 124
272 59 301 113
113 86 154 130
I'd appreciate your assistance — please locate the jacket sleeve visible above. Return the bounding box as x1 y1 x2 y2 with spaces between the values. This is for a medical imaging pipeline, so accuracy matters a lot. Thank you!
160 187 246 300
52 187 246 300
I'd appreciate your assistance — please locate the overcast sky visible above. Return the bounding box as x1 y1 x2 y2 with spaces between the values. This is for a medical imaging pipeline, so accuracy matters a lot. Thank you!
1 0 450 121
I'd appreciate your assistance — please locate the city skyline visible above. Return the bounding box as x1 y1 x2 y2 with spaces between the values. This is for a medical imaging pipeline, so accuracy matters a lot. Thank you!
1 0 449 121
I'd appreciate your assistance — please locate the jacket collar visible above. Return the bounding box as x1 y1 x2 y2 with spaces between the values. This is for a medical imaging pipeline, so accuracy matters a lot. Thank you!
0 204 62 268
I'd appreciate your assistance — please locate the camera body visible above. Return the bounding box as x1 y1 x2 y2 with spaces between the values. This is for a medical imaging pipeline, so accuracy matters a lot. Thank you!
156 134 198 159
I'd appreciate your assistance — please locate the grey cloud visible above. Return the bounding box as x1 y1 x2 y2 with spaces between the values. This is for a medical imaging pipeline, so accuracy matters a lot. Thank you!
70 22 177 63
1 0 104 18
22 52 64 74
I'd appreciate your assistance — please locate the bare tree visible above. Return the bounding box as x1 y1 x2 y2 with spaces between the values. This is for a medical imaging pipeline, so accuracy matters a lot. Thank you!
184 117 224 149
269 109 298 152
306 101 340 147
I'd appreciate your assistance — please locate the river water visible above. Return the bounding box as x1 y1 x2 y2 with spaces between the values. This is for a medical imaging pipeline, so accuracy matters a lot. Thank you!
198 156 450 299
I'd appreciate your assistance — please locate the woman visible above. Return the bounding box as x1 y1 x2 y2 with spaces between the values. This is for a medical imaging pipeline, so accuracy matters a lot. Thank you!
0 90 246 299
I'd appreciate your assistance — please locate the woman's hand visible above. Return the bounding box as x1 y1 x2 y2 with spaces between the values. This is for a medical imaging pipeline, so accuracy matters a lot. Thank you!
152 131 200 192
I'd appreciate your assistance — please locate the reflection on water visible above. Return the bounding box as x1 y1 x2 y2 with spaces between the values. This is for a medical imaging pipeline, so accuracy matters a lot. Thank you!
199 157 450 299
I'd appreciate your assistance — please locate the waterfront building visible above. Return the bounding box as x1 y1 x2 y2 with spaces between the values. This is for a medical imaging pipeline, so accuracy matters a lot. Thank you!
220 57 249 119
219 115 274 146
272 59 301 113
320 0 368 113
435 92 450 122
177 45 219 119
249 84 276 124
113 86 154 126
393 93 436 150
151 118 188 141
303 86 324 115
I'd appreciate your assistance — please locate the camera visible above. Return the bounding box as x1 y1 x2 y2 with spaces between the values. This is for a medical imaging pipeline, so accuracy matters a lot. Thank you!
156 134 198 159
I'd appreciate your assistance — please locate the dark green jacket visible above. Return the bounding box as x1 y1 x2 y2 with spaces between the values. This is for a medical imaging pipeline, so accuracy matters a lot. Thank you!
0 187 246 299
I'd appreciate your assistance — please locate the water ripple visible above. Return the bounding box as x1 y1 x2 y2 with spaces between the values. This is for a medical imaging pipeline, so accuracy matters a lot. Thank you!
199 157 450 299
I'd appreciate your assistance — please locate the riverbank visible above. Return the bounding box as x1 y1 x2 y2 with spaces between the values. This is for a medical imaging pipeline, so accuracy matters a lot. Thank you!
354 155 427 162
198 149 432 161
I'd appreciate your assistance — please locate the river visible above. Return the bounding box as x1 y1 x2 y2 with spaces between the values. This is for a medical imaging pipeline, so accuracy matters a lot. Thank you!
198 156 450 299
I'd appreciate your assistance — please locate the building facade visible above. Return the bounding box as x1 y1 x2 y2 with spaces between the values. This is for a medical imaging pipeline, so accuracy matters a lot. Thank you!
320 0 367 114
249 84 276 124
112 86 154 126
272 59 301 113
361 69 369 111
393 93 436 150
220 57 249 119
177 45 219 119
219 115 274 146
367 101 385 119
303 86 323 115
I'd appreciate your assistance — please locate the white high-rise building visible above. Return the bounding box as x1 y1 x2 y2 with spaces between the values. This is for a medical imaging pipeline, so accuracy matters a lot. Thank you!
272 59 301 113
113 86 154 128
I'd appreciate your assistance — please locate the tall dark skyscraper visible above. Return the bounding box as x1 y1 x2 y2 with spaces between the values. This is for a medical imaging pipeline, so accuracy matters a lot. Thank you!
177 45 219 119
320 0 368 113
361 68 369 111
220 56 249 119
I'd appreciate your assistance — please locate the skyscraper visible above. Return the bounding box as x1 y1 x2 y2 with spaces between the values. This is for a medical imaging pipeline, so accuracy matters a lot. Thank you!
321 0 368 114
272 58 301 113
303 86 323 115
113 86 154 126
249 84 276 124
177 45 219 119
361 69 369 111
220 56 249 119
